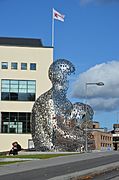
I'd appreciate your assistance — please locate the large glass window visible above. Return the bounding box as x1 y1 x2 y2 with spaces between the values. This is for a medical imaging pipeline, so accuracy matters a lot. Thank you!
1 79 36 101
21 63 27 70
1 112 31 133
1 62 8 69
11 62 18 70
30 63 36 70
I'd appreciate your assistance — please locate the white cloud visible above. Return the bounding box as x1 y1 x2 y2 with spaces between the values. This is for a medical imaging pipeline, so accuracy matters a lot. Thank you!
72 61 119 112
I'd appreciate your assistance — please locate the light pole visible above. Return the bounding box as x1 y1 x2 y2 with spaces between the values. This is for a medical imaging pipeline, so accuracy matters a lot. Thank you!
116 112 119 124
85 82 104 152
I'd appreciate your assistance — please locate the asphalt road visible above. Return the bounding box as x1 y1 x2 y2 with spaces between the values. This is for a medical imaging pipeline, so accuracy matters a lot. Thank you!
0 153 119 180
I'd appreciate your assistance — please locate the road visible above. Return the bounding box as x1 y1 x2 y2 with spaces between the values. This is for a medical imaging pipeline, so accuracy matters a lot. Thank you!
0 152 119 180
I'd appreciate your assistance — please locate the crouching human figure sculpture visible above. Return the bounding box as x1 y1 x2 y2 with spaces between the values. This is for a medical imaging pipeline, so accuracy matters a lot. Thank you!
31 59 94 151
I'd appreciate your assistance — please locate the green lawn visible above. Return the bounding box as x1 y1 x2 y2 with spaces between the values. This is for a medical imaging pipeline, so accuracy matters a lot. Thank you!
0 153 79 159
0 153 80 166
0 161 24 165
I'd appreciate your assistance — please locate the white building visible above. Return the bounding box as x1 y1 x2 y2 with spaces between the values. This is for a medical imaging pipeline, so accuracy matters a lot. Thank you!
0 37 53 151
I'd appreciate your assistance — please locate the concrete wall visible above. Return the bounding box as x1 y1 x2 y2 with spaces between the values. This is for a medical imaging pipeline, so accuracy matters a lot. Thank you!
0 45 53 99
0 133 32 152
0 44 53 152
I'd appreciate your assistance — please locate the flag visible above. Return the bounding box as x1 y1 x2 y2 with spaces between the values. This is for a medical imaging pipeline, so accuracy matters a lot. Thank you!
53 8 65 22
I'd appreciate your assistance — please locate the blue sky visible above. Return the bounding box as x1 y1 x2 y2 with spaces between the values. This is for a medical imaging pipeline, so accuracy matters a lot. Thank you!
0 0 119 130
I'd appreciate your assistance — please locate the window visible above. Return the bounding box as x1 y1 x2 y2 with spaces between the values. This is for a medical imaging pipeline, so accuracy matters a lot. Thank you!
113 137 119 141
1 112 31 133
11 62 18 70
1 62 8 69
21 63 27 70
1 79 36 101
93 125 96 129
30 63 36 70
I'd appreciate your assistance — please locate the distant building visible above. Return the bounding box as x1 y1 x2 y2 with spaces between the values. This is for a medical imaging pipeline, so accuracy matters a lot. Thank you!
111 124 119 151
91 121 113 151
0 37 53 151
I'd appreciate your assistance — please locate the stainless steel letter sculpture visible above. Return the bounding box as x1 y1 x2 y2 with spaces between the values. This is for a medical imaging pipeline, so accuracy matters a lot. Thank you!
31 59 94 151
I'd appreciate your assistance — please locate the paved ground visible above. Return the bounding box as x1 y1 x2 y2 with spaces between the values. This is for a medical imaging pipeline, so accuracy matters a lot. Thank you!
0 151 119 179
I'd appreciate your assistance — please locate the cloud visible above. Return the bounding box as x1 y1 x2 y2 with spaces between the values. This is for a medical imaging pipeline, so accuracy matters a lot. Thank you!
80 0 119 5
72 61 119 112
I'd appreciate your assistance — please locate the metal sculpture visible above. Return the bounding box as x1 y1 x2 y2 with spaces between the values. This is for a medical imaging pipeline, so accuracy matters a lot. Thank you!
31 59 94 151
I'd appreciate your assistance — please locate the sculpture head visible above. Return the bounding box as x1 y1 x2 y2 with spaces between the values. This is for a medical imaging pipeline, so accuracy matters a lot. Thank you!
48 59 75 93
48 59 75 82
70 102 94 123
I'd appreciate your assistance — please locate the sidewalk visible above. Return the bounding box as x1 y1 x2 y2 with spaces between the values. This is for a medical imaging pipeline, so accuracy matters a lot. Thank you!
0 151 119 179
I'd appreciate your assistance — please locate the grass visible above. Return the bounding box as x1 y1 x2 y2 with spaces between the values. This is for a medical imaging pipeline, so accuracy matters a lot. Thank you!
0 153 79 159
0 161 24 166
0 153 79 166
0 152 79 166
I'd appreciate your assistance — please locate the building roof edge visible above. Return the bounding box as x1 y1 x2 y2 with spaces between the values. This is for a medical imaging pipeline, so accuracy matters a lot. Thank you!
0 37 49 48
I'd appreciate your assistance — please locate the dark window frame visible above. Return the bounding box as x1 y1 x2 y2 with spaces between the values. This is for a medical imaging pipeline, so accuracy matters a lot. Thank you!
30 63 36 70
1 79 36 101
1 112 31 134
21 63 27 70
1 62 8 69
11 62 18 70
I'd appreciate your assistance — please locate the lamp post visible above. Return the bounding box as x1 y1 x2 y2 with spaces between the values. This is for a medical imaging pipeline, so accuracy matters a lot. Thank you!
116 112 119 124
85 82 104 152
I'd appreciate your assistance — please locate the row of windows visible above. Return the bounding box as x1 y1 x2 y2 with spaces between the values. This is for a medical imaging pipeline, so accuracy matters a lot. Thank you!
1 112 31 133
101 143 112 147
101 135 112 141
1 62 36 70
1 79 36 101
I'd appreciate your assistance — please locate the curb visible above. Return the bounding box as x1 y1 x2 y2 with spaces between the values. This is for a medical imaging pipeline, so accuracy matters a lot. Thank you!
48 162 119 180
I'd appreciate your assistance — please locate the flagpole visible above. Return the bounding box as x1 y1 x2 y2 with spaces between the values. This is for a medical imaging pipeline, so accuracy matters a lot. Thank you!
52 8 54 47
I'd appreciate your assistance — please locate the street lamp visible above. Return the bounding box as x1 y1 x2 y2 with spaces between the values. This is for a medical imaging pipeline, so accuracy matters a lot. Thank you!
85 82 104 152
116 112 119 124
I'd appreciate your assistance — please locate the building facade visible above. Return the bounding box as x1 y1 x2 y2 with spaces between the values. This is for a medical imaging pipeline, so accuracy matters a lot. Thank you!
92 122 113 151
112 124 119 150
0 37 53 151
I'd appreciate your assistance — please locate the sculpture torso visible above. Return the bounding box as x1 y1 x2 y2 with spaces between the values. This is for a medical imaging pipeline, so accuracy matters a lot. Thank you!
31 59 94 151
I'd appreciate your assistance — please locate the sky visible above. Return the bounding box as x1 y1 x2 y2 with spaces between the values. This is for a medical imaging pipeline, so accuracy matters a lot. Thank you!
0 0 119 130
